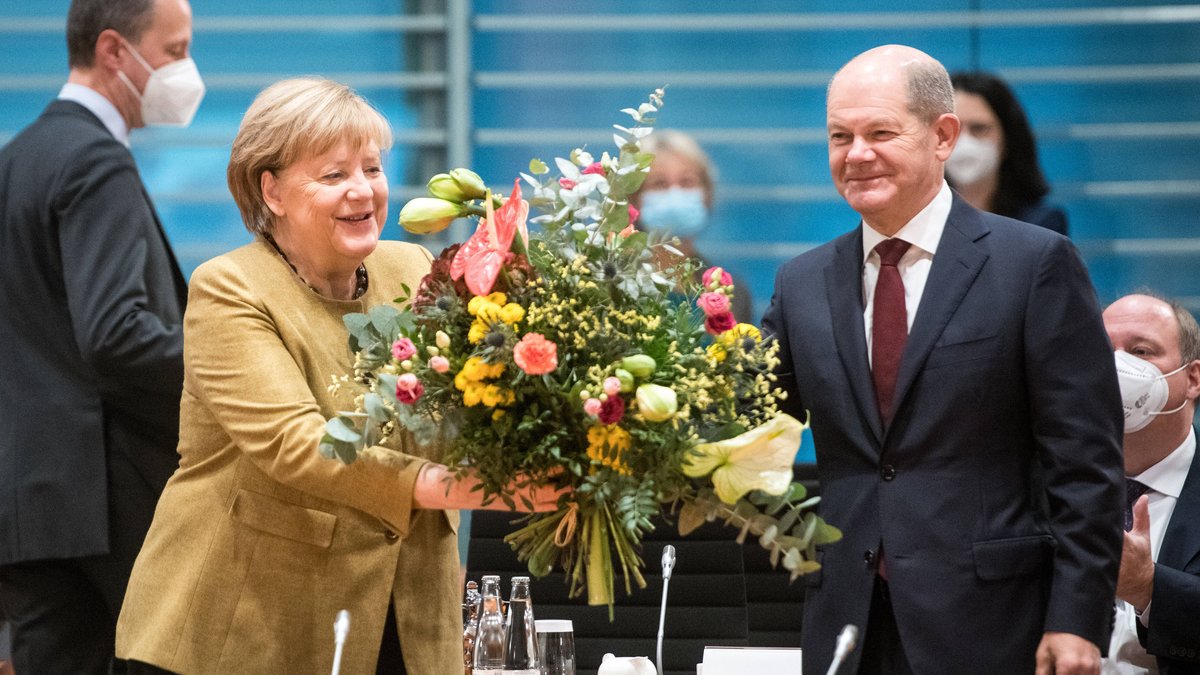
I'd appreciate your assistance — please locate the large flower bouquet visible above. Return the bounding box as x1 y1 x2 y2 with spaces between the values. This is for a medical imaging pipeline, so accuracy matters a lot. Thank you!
321 89 840 607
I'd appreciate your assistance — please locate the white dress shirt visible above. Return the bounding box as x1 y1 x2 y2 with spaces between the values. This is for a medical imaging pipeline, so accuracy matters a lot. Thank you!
58 82 130 147
1103 427 1197 675
861 181 953 365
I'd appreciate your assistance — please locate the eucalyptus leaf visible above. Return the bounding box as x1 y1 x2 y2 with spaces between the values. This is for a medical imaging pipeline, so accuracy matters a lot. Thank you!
325 416 363 444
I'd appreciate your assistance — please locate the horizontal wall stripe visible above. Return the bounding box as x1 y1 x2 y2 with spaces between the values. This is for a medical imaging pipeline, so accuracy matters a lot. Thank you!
0 71 446 92
473 6 1200 32
0 15 447 34
7 7 1199 35
475 63 1200 89
473 122 1200 146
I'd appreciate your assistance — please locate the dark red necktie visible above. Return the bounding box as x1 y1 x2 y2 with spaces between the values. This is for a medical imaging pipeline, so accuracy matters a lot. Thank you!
872 238 912 427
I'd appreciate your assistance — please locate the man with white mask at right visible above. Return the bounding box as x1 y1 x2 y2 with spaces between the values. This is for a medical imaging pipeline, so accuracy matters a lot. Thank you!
1103 293 1200 674
0 0 202 672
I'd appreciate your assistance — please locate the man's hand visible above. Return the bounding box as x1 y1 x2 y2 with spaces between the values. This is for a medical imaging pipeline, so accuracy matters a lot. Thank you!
1116 495 1155 611
1035 632 1100 675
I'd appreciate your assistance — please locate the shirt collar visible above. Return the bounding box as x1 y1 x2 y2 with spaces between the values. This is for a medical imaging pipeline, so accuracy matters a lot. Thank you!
1132 426 1196 500
58 82 130 147
862 181 952 262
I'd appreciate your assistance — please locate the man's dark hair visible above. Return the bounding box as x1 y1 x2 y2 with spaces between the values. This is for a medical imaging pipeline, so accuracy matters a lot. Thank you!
67 0 156 69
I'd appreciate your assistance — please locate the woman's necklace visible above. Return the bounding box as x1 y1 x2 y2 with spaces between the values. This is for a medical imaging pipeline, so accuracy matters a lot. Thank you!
263 233 369 300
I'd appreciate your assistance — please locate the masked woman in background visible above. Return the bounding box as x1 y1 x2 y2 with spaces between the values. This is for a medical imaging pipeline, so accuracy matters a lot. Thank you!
947 72 1069 235
632 130 754 323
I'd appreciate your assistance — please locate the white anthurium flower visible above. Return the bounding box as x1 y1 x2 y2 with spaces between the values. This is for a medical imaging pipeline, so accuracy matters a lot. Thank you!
555 157 581 181
683 413 807 504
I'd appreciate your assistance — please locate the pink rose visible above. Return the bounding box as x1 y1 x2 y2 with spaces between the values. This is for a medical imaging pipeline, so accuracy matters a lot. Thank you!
704 311 736 335
703 267 733 288
395 376 424 405
584 398 602 417
391 338 417 361
598 394 625 425
429 355 450 373
697 292 731 317
581 162 605 176
627 204 639 226
513 333 558 375
558 177 577 190
603 377 622 397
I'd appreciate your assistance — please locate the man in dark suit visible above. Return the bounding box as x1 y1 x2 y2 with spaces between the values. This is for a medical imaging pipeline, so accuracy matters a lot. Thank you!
0 0 202 672
1103 294 1200 675
762 45 1125 674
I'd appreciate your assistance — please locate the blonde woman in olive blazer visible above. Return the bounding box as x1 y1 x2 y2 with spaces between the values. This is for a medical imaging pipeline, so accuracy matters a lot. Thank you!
116 78 560 675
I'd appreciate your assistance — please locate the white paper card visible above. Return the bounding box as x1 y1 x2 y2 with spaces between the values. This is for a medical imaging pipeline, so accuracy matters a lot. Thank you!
700 646 802 675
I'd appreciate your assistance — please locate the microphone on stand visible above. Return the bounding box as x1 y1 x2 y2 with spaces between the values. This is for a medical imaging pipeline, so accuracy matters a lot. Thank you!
331 609 351 675
655 544 676 675
823 624 859 675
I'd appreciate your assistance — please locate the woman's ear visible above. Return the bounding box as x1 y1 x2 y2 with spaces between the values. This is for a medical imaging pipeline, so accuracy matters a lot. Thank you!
261 170 286 218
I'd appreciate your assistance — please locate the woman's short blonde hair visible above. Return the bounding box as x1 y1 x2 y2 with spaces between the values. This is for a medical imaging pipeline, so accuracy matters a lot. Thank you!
227 78 393 236
640 129 718 209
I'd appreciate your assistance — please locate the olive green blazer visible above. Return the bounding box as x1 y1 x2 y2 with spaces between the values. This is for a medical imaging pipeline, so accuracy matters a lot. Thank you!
116 241 462 674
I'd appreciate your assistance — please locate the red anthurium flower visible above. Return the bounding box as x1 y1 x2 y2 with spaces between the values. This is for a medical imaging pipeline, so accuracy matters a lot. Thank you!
451 179 529 296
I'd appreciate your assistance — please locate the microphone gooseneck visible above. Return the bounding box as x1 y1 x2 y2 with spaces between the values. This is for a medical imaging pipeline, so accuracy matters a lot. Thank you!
656 544 676 675
824 624 859 675
331 609 351 675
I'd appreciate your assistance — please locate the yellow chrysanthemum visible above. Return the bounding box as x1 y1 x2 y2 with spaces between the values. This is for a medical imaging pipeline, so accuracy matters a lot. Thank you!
468 319 489 344
585 424 633 475
499 302 525 325
462 384 484 407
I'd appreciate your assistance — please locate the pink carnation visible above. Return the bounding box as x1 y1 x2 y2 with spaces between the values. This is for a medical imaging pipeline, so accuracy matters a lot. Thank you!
697 292 731 317
581 162 606 176
513 333 558 375
598 394 625 425
584 398 602 417
558 177 577 190
704 311 737 335
391 338 416 361
429 355 450 373
628 204 639 226
703 267 733 288
395 376 424 405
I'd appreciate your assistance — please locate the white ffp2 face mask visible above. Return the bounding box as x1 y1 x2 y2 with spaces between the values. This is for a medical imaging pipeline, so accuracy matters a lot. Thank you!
117 38 205 127
945 133 1001 186
1114 350 1189 433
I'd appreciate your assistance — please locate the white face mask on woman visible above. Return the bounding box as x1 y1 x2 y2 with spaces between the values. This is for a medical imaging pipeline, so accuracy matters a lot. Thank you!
945 133 1000 186
117 38 206 127
1114 350 1190 433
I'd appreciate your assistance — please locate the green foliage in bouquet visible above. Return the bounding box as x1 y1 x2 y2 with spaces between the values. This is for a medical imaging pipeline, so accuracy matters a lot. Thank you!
321 88 840 608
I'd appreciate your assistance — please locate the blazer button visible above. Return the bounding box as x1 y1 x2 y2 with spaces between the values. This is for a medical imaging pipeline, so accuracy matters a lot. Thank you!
863 549 875 568
880 464 896 481
384 529 400 543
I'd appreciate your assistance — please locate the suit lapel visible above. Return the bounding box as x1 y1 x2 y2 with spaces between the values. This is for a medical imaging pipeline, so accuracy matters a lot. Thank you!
889 197 990 429
1157 445 1200 570
825 227 884 445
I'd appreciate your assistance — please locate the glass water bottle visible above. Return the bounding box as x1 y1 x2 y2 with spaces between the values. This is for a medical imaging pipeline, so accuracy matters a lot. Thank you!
502 576 539 671
472 575 506 674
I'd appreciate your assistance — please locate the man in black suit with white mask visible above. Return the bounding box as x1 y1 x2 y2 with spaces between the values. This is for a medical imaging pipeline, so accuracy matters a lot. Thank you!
0 0 203 672
1103 293 1200 675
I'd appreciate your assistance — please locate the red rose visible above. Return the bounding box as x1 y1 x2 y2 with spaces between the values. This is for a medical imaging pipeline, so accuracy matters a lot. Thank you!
704 311 736 335
598 394 625 425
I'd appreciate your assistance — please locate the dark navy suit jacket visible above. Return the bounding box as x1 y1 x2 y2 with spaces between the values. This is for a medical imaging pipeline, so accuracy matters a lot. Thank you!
762 194 1124 674
1139 443 1200 673
0 100 185 580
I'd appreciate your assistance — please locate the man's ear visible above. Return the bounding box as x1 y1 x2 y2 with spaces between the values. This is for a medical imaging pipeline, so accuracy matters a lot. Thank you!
933 112 961 162
94 29 125 73
1185 359 1200 402
261 170 286 218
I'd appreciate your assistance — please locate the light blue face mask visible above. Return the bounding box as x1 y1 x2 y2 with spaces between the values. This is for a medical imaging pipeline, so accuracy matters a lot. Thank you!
638 187 709 238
